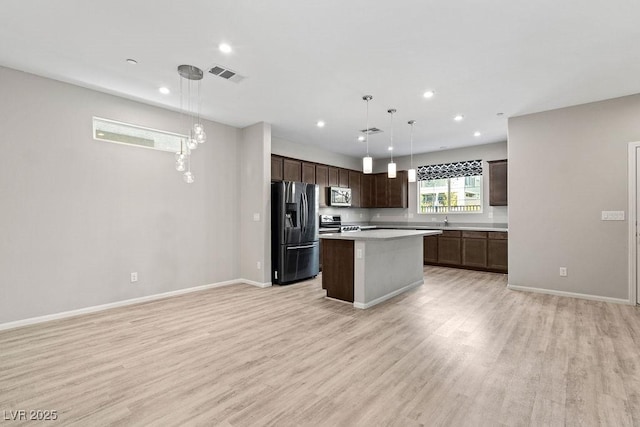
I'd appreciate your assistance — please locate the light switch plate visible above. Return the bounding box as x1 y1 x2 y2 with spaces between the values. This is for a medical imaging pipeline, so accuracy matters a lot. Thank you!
601 211 625 221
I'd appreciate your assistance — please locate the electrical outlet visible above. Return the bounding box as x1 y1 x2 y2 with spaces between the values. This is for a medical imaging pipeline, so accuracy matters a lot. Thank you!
130 272 138 283
257 261 261 270
559 267 567 277
253 213 260 221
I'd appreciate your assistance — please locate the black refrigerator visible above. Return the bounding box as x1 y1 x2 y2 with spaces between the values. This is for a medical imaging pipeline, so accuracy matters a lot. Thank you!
271 181 319 285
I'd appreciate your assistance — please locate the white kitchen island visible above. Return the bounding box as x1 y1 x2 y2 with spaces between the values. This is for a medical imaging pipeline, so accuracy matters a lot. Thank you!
320 229 442 309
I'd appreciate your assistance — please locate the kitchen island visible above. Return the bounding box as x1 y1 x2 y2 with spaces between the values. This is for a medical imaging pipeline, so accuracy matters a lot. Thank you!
320 229 442 308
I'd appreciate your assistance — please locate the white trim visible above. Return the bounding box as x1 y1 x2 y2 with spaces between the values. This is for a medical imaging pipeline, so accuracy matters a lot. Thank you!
239 279 272 288
507 284 632 305
628 142 640 306
0 279 245 331
353 279 423 309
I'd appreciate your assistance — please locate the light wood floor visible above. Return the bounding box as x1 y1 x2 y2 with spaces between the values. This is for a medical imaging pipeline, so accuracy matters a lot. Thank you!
1 267 640 426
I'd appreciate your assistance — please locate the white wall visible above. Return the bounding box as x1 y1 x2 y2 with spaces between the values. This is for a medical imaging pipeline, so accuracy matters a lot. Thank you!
239 122 272 285
509 94 640 302
370 142 508 224
0 66 242 323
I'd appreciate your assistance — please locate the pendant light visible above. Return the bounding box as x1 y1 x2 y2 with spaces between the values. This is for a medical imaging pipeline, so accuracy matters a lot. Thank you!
387 108 397 178
407 120 416 183
362 95 373 174
176 64 207 184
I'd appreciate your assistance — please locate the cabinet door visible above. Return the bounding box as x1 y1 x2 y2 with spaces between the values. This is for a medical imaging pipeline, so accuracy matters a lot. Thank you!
322 240 354 302
462 233 488 268
283 158 302 182
349 170 362 208
361 174 374 208
488 159 508 206
271 155 283 181
437 231 461 265
316 165 329 207
328 167 339 187
302 162 316 184
423 235 438 264
339 169 350 188
488 233 508 272
374 173 388 207
388 170 408 208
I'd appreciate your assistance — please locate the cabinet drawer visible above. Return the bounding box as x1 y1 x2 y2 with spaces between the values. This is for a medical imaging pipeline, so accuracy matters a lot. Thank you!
462 231 487 239
440 230 461 237
488 232 508 240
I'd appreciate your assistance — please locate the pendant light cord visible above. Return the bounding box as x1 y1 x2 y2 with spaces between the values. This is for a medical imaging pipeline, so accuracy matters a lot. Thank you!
410 121 414 168
365 97 370 156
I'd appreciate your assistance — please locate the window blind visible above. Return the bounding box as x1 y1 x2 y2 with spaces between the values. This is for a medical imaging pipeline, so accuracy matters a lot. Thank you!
416 159 482 180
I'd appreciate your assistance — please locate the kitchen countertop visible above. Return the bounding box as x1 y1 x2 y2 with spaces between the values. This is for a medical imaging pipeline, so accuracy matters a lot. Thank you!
319 229 442 241
361 222 508 232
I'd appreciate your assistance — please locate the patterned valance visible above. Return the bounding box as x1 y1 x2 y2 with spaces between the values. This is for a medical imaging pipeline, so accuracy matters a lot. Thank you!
417 160 482 180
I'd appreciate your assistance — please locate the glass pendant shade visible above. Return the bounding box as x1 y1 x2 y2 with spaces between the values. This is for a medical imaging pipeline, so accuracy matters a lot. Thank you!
176 64 205 183
388 161 397 178
363 156 373 174
408 168 416 182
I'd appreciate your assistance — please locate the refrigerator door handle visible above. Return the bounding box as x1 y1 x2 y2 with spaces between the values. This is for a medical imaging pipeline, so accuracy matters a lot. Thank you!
300 192 305 234
287 244 318 250
303 192 308 233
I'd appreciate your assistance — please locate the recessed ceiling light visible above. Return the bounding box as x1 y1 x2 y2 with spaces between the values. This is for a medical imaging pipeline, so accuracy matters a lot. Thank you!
358 135 365 142
474 131 481 137
219 43 232 53
423 90 435 98
453 114 464 122
388 146 393 151
316 120 325 128
159 87 170 95
126 58 137 65
439 146 448 150
496 112 504 116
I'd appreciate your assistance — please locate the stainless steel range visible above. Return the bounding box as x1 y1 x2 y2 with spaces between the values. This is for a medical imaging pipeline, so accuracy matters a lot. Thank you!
319 214 361 233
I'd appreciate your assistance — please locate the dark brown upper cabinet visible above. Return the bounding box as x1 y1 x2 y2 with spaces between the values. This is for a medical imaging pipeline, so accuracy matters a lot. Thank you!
328 167 339 187
488 159 507 206
301 162 316 184
283 158 302 182
271 155 283 181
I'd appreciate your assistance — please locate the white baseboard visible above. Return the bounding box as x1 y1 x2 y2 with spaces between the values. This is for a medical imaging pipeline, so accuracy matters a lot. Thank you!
240 278 272 288
0 278 258 332
507 284 633 305
354 279 424 309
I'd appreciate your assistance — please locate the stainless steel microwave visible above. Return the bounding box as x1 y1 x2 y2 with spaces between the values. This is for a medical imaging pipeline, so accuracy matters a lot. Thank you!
329 187 351 206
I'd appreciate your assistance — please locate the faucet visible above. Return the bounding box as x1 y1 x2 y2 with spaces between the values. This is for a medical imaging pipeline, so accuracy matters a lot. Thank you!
444 216 448 226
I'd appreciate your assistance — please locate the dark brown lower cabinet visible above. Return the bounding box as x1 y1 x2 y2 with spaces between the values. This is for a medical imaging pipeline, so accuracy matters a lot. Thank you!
423 235 438 263
462 231 488 268
321 239 354 302
487 232 508 272
424 231 508 273
437 231 462 265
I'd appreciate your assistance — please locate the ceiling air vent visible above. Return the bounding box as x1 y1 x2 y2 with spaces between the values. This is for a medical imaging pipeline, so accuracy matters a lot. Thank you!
360 127 383 135
208 65 245 83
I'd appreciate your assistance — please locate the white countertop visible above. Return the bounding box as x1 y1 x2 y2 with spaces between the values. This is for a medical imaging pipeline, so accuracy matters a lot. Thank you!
319 229 442 241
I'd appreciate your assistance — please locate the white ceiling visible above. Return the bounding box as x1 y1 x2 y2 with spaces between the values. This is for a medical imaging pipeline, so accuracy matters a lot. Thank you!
2 0 640 158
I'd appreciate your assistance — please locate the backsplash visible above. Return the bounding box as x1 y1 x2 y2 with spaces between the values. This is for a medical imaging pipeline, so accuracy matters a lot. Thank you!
318 207 373 224
319 205 507 225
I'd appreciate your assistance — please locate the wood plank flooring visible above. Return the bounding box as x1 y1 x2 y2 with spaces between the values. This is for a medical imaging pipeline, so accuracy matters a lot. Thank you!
1 267 639 426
